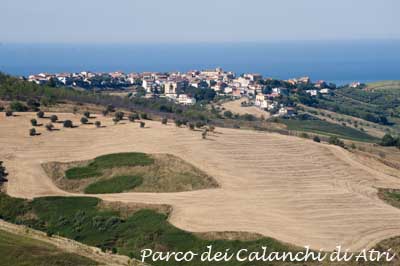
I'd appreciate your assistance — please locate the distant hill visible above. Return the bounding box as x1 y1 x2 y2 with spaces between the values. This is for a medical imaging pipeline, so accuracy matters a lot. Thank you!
366 80 400 91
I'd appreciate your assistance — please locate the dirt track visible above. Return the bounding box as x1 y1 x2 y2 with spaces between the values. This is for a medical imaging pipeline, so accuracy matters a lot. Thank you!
2 112 400 251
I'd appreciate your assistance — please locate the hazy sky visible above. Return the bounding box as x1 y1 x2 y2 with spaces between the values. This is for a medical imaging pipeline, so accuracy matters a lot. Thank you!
1 0 399 43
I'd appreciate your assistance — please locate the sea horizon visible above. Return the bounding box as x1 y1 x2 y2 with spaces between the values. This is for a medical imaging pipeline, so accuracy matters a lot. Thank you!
1 40 399 85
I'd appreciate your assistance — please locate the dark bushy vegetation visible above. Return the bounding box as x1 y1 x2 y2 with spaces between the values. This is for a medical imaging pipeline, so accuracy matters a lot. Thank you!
381 134 400 148
0 194 298 266
63 120 73 128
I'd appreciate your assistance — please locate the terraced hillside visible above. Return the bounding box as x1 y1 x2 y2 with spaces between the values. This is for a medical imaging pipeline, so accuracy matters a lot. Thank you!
2 112 400 251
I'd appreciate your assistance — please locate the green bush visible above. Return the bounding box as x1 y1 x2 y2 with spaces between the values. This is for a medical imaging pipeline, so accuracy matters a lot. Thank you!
37 111 45 118
29 128 37 136
10 101 28 112
30 119 38 126
83 111 90 118
95 121 101 128
63 120 73 128
50 115 58 123
140 122 145 128
80 117 88 124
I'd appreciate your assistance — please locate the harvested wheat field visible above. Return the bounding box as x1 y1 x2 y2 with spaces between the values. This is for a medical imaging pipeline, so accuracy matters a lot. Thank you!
2 112 400 252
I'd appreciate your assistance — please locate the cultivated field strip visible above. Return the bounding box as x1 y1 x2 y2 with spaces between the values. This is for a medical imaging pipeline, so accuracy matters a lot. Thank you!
2 113 400 251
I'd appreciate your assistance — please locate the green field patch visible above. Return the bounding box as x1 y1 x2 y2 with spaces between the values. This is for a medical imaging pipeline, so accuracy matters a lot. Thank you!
84 175 143 194
65 152 154 180
46 153 218 194
280 118 379 142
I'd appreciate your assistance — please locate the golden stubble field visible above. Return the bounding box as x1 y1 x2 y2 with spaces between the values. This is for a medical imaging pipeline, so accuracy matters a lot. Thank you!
2 112 400 252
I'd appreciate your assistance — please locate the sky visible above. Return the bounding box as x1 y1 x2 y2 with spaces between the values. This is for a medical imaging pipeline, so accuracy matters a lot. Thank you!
1 0 399 43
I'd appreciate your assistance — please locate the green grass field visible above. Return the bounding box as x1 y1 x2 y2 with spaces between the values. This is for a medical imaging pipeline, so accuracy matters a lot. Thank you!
84 175 143 194
280 118 379 142
0 229 97 266
65 153 154 179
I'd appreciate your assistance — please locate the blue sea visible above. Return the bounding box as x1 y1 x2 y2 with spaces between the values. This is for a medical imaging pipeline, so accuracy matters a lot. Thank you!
0 40 399 85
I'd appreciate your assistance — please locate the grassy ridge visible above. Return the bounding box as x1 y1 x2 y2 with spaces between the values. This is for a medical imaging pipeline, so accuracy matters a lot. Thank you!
65 153 154 180
280 118 379 142
84 175 143 194
0 229 97 266
0 194 299 266
367 81 400 90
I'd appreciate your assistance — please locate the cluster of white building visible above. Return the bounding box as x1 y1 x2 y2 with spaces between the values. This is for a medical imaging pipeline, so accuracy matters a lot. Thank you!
27 69 338 110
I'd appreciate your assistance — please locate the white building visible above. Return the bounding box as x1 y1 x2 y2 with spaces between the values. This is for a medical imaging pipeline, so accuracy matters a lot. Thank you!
178 94 196 105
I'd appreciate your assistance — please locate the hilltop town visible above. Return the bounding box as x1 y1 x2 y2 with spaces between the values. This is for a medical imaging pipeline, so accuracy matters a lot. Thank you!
27 68 362 117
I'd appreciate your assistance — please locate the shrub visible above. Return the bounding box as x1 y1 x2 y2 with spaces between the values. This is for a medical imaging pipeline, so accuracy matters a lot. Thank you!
113 118 120 124
80 117 88 124
224 110 233 118
30 119 38 126
175 119 183 127
188 123 195 130
381 134 397 147
63 120 73 128
5 110 13 117
128 113 138 122
313 136 321 143
50 115 58 123
195 121 205 129
36 111 44 118
161 117 168 125
115 111 124 121
10 101 28 112
84 111 91 118
300 132 309 139
328 136 345 148
45 123 54 131
140 113 149 120
29 128 37 136
140 122 145 128
95 121 101 128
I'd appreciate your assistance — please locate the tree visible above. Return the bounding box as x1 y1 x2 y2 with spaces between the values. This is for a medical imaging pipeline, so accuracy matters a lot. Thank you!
50 115 58 123
45 123 54 131
313 136 321 143
140 113 149 120
208 125 215 132
95 121 101 128
10 101 28 112
224 110 233 119
328 136 345 148
0 161 8 184
113 117 120 125
84 111 91 118
195 121 205 129
63 120 73 128
381 134 397 147
161 117 168 125
188 123 195 130
37 111 45 118
5 110 13 117
80 117 88 124
140 121 145 128
128 113 138 122
30 119 38 126
175 119 183 127
115 111 124 121
29 128 37 136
